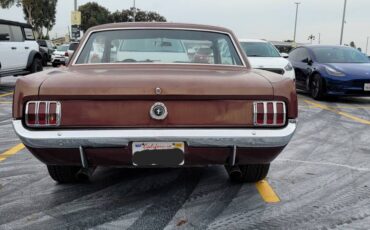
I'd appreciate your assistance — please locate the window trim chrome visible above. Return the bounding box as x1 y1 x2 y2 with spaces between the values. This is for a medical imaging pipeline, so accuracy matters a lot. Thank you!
72 27 247 67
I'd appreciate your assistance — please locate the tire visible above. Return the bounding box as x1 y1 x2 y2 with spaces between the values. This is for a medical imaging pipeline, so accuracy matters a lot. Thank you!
47 165 87 183
52 62 58 67
226 164 270 183
311 74 326 100
30 57 43 73
42 54 48 66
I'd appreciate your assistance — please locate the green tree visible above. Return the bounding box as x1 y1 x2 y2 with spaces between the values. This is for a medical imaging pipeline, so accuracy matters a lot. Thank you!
136 9 166 22
0 0 19 8
42 0 57 38
78 2 110 32
109 7 166 23
109 10 130 23
0 0 57 39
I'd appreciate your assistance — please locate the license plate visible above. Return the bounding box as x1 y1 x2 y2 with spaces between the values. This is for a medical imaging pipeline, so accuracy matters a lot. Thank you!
365 83 370 91
132 142 185 166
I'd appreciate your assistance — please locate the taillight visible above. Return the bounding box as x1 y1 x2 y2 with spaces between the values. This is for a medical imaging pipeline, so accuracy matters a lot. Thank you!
25 101 61 127
253 101 286 126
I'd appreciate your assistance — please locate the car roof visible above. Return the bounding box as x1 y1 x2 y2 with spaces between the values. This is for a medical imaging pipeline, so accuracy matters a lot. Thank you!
239 39 268 43
86 22 234 35
0 19 32 28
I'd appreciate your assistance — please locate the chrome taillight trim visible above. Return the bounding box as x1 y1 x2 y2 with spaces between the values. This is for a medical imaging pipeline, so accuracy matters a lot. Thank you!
253 101 286 127
25 101 61 127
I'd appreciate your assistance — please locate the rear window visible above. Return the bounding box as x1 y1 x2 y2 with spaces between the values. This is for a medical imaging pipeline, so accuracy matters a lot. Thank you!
75 29 243 66
24 28 35 40
120 38 185 53
69 43 79 51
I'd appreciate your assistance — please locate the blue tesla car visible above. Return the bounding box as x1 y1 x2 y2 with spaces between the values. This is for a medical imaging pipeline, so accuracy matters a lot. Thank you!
289 45 370 100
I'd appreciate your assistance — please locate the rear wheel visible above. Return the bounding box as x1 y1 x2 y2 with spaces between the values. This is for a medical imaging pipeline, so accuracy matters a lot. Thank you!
311 74 326 100
30 57 43 73
226 164 270 183
47 165 88 183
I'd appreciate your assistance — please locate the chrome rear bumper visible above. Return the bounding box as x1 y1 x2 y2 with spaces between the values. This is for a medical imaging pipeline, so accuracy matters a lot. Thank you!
12 120 297 149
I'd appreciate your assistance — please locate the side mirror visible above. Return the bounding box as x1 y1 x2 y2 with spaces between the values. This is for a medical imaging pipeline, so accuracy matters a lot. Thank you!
281 53 289 58
302 58 313 65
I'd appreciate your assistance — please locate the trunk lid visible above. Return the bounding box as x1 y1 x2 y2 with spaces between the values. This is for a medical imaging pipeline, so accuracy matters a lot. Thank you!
38 66 274 128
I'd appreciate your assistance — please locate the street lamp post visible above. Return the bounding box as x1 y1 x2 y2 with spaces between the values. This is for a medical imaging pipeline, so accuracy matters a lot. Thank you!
293 2 301 43
318 33 321 44
366 36 369 55
133 0 136 22
339 0 347 45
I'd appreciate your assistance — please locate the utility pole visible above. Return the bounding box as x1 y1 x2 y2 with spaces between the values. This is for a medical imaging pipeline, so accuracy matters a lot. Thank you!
366 36 369 55
318 33 321 44
340 0 347 45
293 2 301 43
133 0 136 22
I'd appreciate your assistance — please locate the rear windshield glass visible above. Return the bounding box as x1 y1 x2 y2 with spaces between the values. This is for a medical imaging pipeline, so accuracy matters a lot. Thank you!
69 43 79 51
57 45 69 51
240 42 281 57
75 29 243 66
312 47 370 63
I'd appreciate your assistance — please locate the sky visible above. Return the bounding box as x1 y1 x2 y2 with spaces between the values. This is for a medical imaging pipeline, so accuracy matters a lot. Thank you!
0 0 369 54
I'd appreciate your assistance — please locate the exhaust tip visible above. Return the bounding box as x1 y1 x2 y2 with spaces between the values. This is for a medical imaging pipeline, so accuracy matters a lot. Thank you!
229 167 242 177
76 168 95 182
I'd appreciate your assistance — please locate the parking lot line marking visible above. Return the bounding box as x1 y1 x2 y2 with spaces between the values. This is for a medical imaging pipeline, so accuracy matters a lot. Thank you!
0 101 12 104
304 105 370 109
277 158 370 172
0 144 25 162
305 100 370 126
0 92 13 98
255 180 280 203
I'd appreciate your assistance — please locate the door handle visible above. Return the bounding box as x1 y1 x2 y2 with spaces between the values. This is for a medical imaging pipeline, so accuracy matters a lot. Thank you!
25 47 29 50
11 47 17 50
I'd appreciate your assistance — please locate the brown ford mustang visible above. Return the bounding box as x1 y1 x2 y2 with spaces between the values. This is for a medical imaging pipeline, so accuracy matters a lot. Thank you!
12 23 298 183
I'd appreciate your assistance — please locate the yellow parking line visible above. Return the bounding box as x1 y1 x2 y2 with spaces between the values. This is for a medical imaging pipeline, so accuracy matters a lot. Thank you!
305 100 370 126
304 105 370 109
255 180 280 203
0 144 25 162
0 92 13 98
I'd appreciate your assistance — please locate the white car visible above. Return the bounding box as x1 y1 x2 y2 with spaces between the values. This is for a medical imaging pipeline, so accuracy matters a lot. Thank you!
51 44 69 67
51 42 79 67
0 19 43 78
239 39 295 80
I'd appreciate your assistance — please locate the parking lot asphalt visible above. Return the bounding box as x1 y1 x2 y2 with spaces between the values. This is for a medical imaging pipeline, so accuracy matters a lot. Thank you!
1 74 370 230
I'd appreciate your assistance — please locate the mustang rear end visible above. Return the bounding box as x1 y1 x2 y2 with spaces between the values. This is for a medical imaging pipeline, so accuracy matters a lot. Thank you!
12 22 298 183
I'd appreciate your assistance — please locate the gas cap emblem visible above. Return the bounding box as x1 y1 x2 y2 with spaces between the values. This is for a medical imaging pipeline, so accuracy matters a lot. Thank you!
150 102 168 120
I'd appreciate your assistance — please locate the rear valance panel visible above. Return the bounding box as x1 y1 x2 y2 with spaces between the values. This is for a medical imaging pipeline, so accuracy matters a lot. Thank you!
58 100 253 128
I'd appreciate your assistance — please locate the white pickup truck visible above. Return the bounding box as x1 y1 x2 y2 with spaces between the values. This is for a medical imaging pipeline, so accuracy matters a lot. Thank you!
0 19 43 78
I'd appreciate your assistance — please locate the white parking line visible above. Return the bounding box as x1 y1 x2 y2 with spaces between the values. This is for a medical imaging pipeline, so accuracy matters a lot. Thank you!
276 159 370 172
